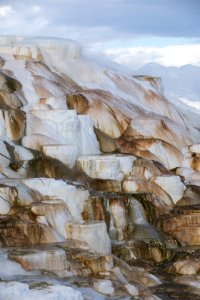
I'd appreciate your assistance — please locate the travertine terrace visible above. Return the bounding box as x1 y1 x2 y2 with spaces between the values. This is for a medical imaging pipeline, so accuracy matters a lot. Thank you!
0 36 200 299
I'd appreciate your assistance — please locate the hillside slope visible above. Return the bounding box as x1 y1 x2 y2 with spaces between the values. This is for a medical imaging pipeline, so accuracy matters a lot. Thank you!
137 62 200 107
0 37 200 298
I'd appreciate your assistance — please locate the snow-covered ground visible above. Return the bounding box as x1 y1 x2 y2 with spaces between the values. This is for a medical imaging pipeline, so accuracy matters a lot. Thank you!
136 62 200 112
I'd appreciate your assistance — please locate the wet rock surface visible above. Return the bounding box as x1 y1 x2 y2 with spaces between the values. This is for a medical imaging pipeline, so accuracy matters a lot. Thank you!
0 37 200 299
160 205 200 245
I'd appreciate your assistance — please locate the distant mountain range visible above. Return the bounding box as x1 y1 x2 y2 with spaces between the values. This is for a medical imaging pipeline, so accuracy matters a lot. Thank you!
135 63 200 110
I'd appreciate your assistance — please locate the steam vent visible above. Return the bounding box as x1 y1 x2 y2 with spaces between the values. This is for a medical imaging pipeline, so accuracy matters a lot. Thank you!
0 36 200 299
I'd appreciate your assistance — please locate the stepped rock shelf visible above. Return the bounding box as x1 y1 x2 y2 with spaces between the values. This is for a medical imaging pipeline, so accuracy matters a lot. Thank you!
0 36 200 299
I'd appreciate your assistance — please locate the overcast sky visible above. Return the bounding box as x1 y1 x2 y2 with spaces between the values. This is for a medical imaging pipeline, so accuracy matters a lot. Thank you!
0 0 199 68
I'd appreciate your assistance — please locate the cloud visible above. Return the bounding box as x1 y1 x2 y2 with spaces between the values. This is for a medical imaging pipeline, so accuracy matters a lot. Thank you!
0 0 199 68
104 44 200 68
0 5 12 17
32 5 41 13
0 0 199 41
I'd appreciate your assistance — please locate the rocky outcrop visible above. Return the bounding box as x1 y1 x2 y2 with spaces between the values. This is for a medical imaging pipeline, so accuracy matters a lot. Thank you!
160 205 200 245
8 248 70 272
0 282 83 300
0 36 200 298
65 221 111 254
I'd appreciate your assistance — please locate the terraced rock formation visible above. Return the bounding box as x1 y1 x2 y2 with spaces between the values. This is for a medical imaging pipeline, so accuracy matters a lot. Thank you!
0 36 200 299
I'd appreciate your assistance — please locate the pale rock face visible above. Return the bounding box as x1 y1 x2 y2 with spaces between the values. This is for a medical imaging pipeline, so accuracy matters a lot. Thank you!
173 259 200 275
25 110 77 143
175 167 200 186
13 144 34 161
65 221 111 255
0 201 66 244
9 248 70 272
152 175 186 204
133 75 164 94
189 144 200 154
12 183 42 206
148 140 183 169
142 273 162 286
122 176 173 211
187 172 200 181
23 178 89 222
0 140 11 170
131 157 169 180
0 282 83 300
23 109 99 164
1 36 200 297
0 186 16 214
116 155 137 173
77 154 135 181
22 222 66 244
181 156 193 168
36 216 49 225
40 96 68 110
23 178 71 197
22 134 59 151
0 250 37 279
85 193 164 241
186 179 200 187
13 45 44 61
122 178 140 193
68 91 130 139
128 197 148 225
2 60 38 107
0 109 25 141
124 283 139 296
0 194 11 214
80 157 120 180
28 37 82 60
109 200 128 241
175 167 195 179
31 198 73 238
127 117 190 150
127 196 162 240
74 188 91 221
42 145 78 168
93 279 114 295
79 115 100 155
77 156 120 180
111 266 128 283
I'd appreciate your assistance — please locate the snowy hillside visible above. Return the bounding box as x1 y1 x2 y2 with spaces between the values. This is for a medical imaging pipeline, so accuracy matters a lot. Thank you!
136 62 200 110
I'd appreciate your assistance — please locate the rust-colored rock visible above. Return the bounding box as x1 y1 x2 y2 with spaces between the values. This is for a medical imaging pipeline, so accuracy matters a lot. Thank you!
160 205 200 245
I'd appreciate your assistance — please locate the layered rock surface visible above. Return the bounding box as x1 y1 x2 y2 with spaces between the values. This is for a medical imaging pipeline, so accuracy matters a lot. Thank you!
0 36 199 299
